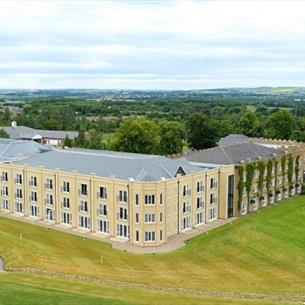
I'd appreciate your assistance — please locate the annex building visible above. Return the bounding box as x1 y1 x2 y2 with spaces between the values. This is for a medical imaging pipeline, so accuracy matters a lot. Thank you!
1 121 78 147
0 135 304 248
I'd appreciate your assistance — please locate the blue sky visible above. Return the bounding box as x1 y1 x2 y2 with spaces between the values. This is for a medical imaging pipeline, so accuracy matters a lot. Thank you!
1 0 305 89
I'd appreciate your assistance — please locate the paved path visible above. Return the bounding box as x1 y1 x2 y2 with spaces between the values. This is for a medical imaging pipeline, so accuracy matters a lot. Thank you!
0 257 4 272
110 217 238 253
0 212 237 254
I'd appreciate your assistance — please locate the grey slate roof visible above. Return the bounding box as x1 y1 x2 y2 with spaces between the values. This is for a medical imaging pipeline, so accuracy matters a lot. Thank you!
16 148 202 181
1 126 78 140
218 134 250 146
0 139 204 181
0 139 51 162
186 142 284 166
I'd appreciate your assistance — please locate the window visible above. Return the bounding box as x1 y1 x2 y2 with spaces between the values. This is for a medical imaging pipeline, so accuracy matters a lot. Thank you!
15 202 23 213
241 203 247 215
118 207 127 220
46 178 53 190
182 216 191 230
45 208 55 221
46 194 53 205
2 199 9 210
145 231 155 242
16 174 22 184
79 200 88 212
135 213 139 223
210 193 217 204
98 187 107 199
1 172 8 182
135 194 139 205
117 224 129 238
30 176 37 187
80 184 88 196
197 197 204 209
160 230 163 241
98 203 107 216
144 213 155 223
183 185 191 196
183 201 191 213
160 212 163 222
1 186 8 196
144 195 155 205
209 207 216 220
197 181 204 192
210 178 217 189
79 216 90 229
62 212 72 225
98 220 109 233
16 188 23 199
196 212 204 225
30 191 37 202
118 190 127 202
63 181 70 193
63 197 70 209
136 230 139 242
160 193 163 204
30 205 38 217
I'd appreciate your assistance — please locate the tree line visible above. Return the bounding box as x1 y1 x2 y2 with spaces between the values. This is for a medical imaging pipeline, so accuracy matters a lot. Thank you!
0 98 302 155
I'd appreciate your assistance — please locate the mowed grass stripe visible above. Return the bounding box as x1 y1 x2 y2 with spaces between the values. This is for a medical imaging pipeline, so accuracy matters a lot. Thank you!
0 273 298 305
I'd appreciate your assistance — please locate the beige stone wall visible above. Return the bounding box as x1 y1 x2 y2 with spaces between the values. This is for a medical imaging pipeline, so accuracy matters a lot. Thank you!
0 161 236 247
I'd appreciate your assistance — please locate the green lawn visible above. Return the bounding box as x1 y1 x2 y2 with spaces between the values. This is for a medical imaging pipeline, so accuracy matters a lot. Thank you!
1 196 305 303
0 273 296 305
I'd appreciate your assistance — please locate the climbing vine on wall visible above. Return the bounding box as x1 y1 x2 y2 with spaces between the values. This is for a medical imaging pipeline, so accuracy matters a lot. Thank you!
295 155 300 183
266 159 273 196
274 159 278 191
245 162 256 207
281 155 286 185
287 154 294 186
257 160 265 200
237 165 244 211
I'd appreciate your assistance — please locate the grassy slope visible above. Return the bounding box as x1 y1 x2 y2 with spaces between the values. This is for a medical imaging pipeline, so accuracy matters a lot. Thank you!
0 273 296 305
0 196 305 297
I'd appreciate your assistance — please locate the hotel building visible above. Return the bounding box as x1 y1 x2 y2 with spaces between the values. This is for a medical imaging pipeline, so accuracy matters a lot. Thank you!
0 135 303 248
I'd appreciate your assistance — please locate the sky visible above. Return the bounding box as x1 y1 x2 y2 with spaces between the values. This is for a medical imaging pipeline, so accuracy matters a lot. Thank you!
1 0 305 90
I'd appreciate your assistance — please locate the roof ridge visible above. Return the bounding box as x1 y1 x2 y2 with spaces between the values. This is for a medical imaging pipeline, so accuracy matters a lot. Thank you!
219 146 233 163
156 163 172 177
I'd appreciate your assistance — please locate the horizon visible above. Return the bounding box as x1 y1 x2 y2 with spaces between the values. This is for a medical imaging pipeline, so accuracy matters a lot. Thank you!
0 86 304 92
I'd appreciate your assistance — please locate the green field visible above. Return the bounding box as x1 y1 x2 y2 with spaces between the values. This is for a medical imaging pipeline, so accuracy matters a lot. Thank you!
1 196 305 304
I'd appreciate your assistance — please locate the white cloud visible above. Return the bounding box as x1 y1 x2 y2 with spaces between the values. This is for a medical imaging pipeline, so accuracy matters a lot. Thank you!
1 0 305 89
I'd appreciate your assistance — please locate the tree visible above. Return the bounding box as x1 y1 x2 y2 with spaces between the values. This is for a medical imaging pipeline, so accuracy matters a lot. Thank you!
87 130 104 150
237 110 262 137
266 109 295 139
0 129 9 138
43 118 62 130
74 129 86 147
159 121 184 155
108 118 160 154
63 135 73 147
186 113 219 150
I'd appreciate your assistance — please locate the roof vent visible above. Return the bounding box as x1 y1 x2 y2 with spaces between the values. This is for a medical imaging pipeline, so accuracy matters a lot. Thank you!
11 121 17 128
